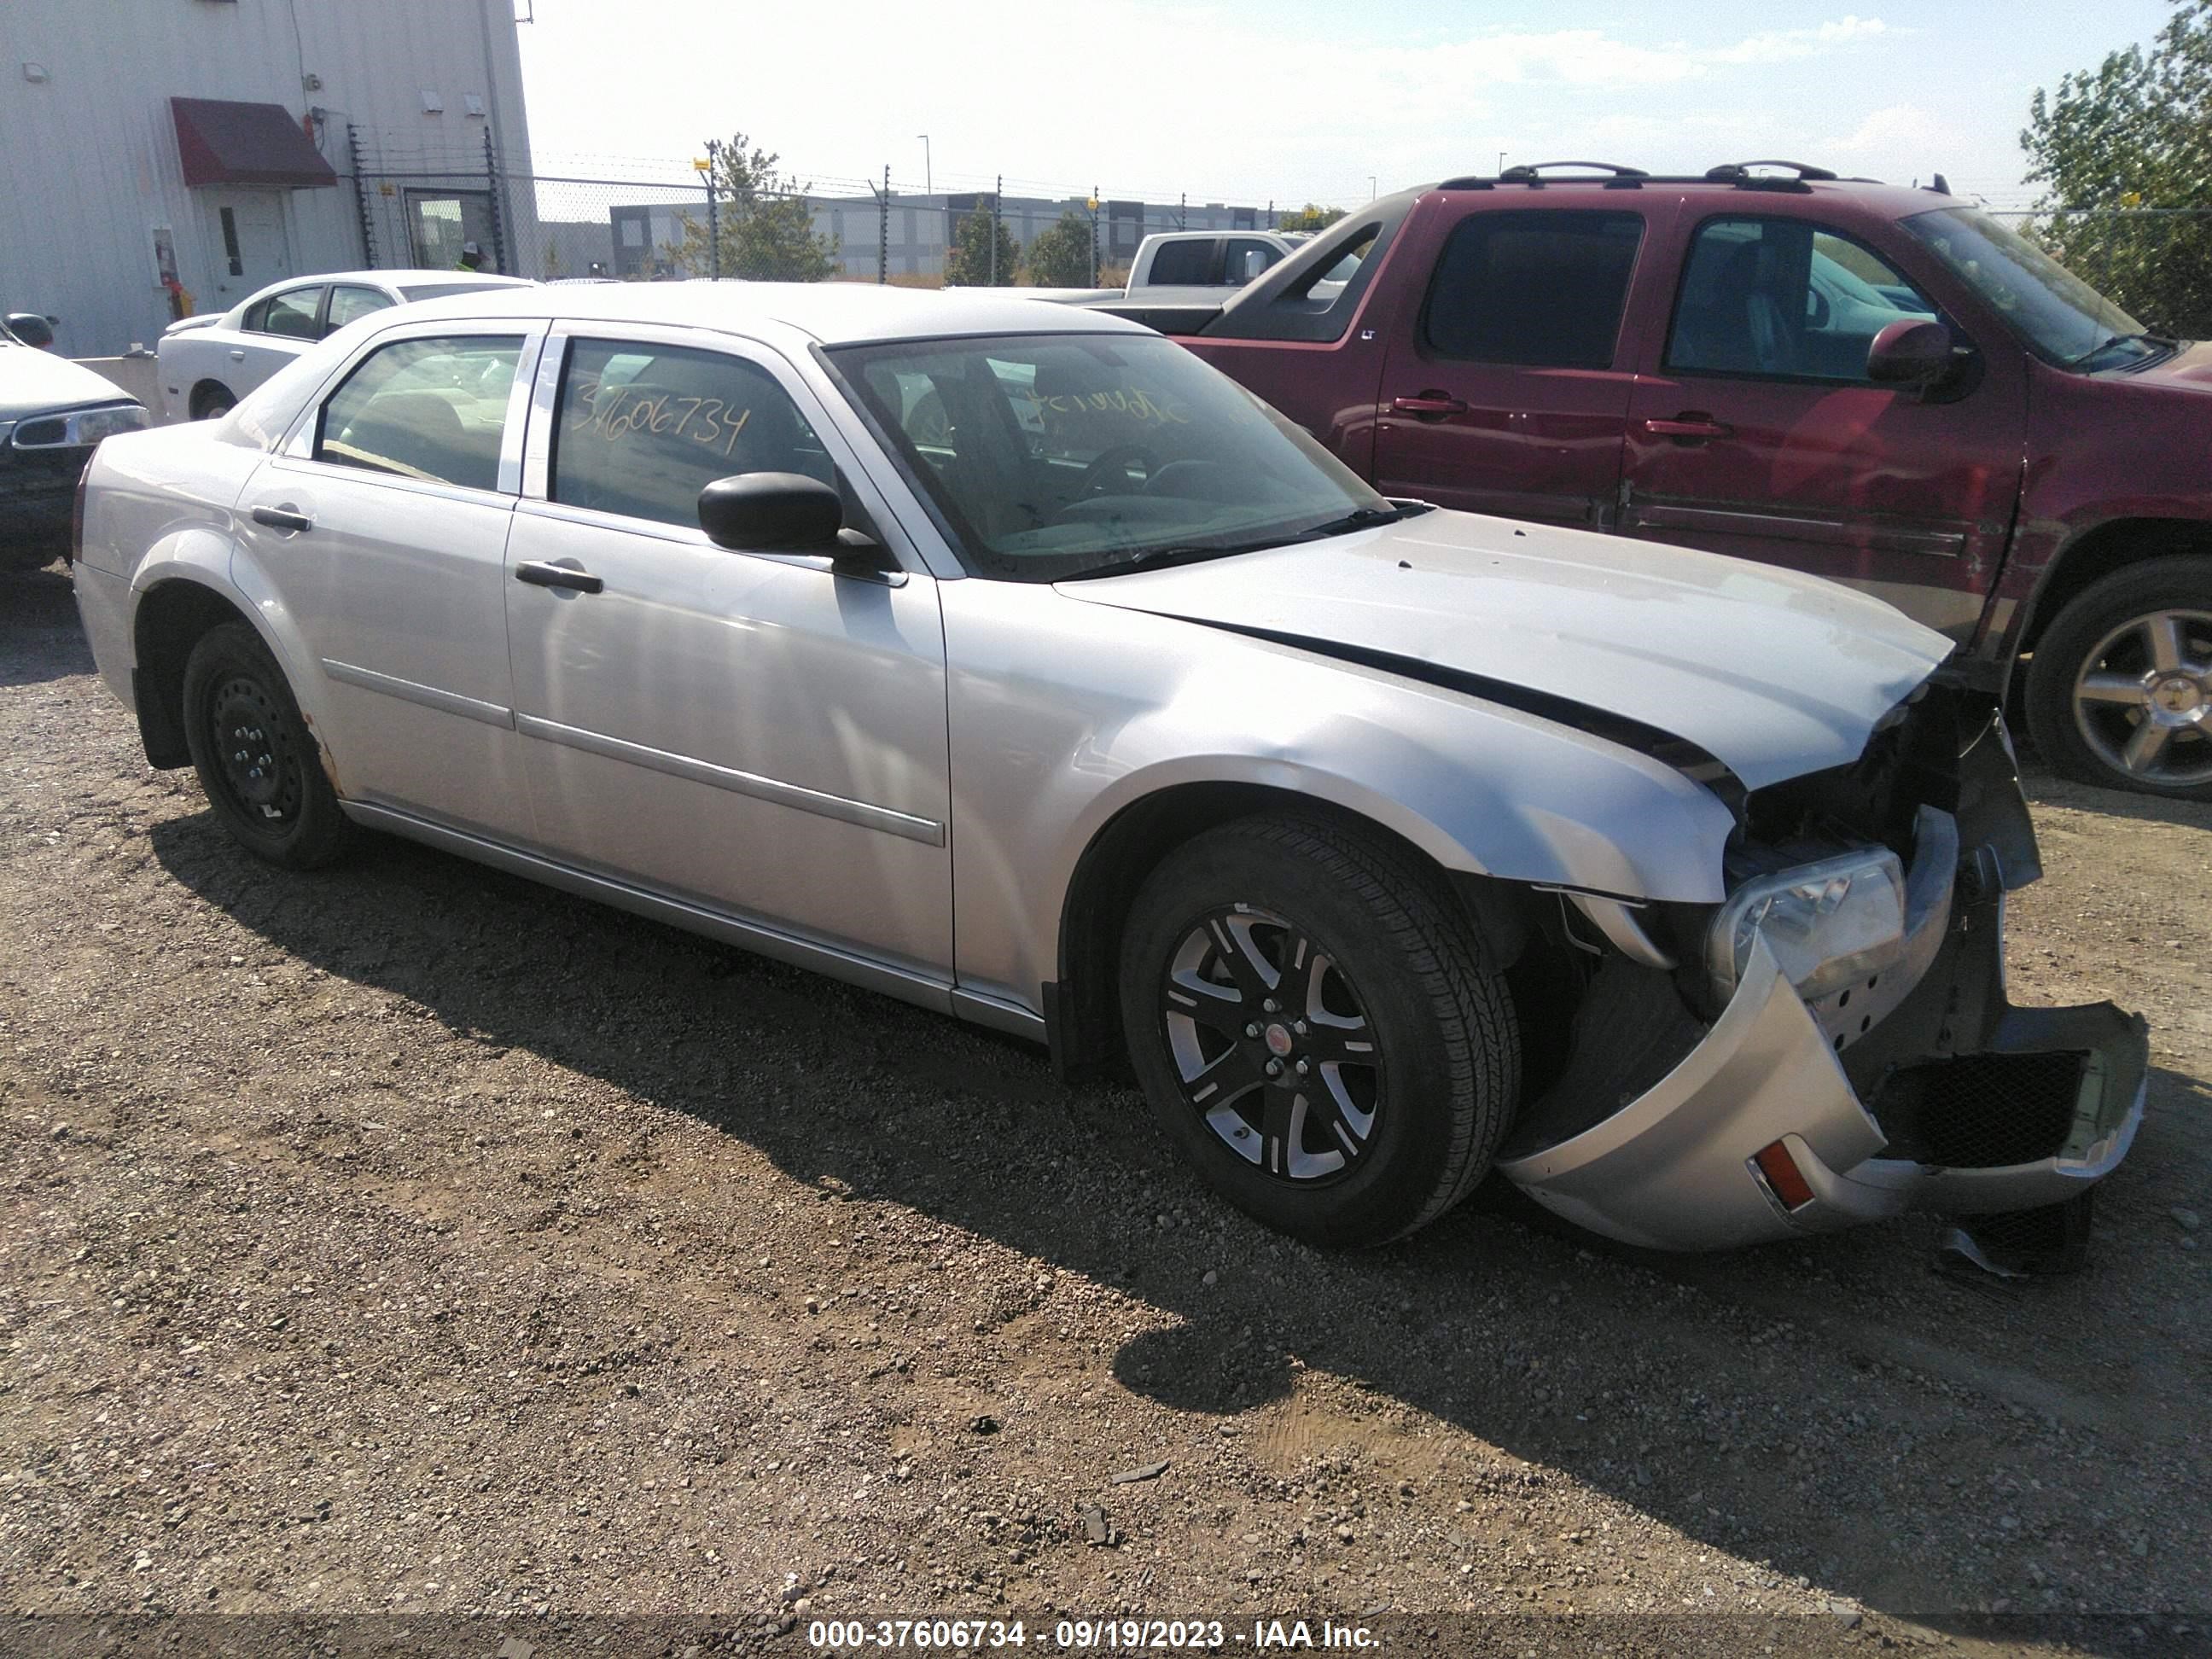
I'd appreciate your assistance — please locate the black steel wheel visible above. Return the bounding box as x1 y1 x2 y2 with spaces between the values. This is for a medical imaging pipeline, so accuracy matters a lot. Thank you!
181 621 354 867
1119 812 1519 1247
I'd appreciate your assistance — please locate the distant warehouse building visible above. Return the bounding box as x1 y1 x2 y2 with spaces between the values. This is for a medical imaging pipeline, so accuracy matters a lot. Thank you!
0 0 536 356
806 193 1276 281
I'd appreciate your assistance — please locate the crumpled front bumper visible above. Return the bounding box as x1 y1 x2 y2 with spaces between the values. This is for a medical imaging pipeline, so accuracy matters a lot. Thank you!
1495 725 2149 1254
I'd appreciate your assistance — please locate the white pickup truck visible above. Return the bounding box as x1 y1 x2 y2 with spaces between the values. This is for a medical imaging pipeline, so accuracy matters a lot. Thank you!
1012 230 1305 311
1127 229 1301 290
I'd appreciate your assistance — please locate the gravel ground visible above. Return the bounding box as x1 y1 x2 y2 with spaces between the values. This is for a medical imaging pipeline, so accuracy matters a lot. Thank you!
2 556 2208 1657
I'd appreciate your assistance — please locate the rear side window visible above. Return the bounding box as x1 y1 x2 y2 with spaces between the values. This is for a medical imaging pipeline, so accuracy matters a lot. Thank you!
1147 240 1215 285
550 338 834 528
255 287 324 341
1421 211 1644 370
1224 238 1284 283
324 285 394 334
315 335 523 492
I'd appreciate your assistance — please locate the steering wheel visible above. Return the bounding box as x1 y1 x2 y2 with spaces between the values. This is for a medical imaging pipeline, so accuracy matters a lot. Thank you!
1074 444 1158 498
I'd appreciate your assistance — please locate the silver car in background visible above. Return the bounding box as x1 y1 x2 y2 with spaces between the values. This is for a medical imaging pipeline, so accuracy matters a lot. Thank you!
72 282 2147 1257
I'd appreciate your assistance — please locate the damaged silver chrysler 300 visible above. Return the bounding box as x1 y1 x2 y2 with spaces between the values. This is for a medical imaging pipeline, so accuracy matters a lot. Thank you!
70 285 2146 1261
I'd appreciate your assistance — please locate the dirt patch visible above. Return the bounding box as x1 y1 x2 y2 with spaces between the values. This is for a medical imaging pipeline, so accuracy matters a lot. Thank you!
2 556 2207 1656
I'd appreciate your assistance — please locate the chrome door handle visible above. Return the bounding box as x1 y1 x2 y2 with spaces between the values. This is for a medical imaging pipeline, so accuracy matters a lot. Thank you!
229 349 246 361
1390 393 1470 417
514 560 604 595
1643 415 1732 439
249 504 312 533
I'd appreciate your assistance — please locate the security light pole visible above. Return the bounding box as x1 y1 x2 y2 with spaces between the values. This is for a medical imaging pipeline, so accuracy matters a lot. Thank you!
917 134 931 198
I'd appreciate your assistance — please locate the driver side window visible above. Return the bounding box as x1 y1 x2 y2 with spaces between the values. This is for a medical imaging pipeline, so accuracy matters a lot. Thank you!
550 338 838 529
1667 217 1939 383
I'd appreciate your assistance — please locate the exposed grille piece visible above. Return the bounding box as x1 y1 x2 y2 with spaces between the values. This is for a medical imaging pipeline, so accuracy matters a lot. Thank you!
1871 1050 2087 1168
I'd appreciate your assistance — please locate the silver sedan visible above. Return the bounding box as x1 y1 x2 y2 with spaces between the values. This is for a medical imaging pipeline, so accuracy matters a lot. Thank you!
71 282 2147 1256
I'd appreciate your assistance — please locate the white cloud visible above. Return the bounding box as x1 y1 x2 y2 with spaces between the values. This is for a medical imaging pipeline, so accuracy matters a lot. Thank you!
1715 15 1894 65
1828 102 1958 154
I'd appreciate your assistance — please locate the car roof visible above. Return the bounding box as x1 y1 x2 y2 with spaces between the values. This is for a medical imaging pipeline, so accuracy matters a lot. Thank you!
383 279 1156 346
244 271 534 300
1415 171 1959 222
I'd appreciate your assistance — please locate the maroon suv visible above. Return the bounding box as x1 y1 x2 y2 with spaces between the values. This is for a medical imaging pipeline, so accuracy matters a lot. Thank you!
1108 161 2212 800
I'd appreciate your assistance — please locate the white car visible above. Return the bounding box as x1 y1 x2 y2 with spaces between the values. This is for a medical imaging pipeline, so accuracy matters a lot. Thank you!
157 270 531 422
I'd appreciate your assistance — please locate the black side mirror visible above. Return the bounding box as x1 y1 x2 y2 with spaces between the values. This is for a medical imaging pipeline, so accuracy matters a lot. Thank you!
697 471 899 575
6 312 55 350
1866 317 1953 387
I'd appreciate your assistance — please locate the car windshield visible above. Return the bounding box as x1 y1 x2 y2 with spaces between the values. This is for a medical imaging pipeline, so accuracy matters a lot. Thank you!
830 331 1393 580
1901 206 2153 369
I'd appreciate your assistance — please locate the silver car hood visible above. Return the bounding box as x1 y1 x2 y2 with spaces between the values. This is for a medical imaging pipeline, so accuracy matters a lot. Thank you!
1056 509 1954 790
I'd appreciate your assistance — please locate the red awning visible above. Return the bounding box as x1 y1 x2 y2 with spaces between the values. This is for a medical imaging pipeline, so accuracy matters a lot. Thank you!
170 97 337 189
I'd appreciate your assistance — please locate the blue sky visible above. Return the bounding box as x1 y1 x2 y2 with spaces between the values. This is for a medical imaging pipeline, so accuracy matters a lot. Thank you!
516 1 2174 208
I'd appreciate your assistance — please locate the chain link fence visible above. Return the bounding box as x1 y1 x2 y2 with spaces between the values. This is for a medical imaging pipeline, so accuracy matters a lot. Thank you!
1985 207 2212 338
340 127 1307 288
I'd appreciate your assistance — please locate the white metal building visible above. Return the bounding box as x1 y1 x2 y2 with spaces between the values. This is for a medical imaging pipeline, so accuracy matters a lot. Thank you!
1 0 534 356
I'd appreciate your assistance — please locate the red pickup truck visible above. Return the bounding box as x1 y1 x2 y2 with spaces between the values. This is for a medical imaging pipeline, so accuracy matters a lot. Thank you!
1106 161 2212 800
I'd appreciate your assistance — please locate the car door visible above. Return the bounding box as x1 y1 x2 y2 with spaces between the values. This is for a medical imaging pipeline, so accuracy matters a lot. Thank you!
1619 211 2027 639
227 283 326 399
1371 207 1651 527
503 325 953 979
232 321 544 839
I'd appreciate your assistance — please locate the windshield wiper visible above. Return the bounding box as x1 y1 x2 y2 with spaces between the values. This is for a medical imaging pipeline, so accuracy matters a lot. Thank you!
1292 502 1429 539
1058 538 1287 581
2071 330 2173 369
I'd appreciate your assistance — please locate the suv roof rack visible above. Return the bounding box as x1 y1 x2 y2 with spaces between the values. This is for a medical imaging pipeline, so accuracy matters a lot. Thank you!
1705 160 1838 182
1437 159 1889 194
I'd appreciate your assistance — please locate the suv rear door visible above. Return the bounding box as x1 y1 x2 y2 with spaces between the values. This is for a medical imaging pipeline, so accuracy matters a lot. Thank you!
1371 204 1655 527
1618 207 2026 640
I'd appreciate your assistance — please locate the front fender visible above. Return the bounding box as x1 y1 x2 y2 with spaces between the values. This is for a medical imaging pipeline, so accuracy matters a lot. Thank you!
941 580 1738 1016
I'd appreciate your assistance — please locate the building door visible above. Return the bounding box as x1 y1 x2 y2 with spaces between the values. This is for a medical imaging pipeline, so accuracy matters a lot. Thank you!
405 190 498 271
202 189 292 306
1372 207 1650 527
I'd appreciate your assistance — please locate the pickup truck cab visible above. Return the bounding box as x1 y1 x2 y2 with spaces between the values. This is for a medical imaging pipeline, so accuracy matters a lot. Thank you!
1129 229 1300 290
1109 162 2212 800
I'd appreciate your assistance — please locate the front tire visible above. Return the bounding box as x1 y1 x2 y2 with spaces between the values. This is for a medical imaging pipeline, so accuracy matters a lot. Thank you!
1118 812 1519 1248
181 622 354 867
2024 556 2212 800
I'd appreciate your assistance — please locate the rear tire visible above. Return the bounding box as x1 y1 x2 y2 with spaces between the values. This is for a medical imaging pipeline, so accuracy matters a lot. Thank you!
181 622 354 868
1117 812 1519 1248
2023 556 2212 800
190 383 235 421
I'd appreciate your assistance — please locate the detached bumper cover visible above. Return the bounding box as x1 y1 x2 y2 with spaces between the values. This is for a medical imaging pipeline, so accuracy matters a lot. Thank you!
1497 720 2149 1252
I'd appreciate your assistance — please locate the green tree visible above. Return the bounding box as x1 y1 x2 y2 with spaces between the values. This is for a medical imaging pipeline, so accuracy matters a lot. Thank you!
2023 2 2212 334
671 131 839 282
1024 210 1097 286
945 202 1021 286
1275 203 1348 235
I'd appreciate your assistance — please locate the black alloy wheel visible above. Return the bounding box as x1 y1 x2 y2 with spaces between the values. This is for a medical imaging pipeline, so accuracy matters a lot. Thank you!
1120 812 1519 1248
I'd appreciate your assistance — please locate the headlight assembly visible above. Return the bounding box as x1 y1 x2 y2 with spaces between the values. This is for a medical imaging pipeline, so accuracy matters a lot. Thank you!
10 402 150 450
1707 847 1906 1002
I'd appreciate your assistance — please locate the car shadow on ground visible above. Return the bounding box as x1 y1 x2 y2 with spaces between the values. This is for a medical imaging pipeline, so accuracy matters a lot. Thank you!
140 804 2207 1647
0 561 94 686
